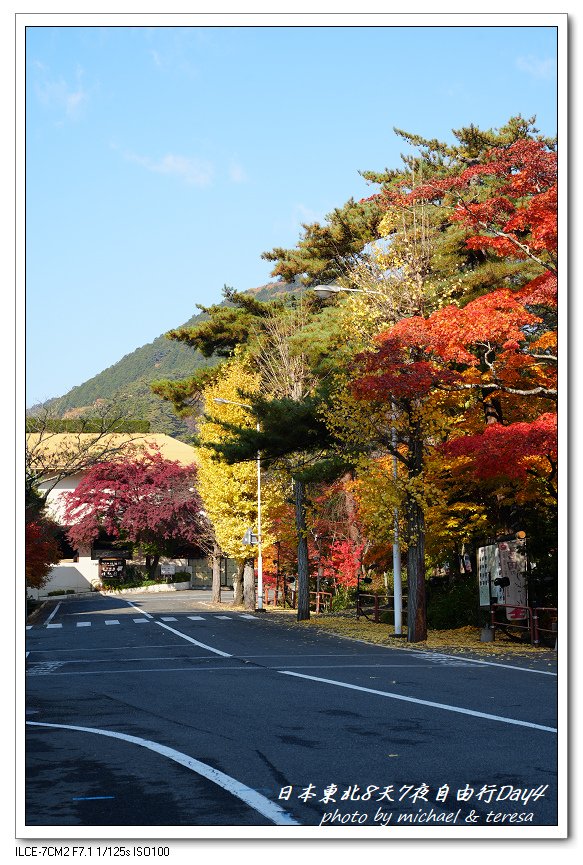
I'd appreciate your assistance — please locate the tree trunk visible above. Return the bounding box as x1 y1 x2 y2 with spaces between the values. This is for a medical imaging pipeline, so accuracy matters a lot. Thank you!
233 560 244 606
406 493 427 642
341 471 361 546
243 558 256 611
405 412 427 643
146 554 160 582
294 477 310 621
211 542 222 604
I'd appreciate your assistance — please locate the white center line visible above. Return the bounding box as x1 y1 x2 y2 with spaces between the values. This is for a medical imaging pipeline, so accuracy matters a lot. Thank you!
26 721 298 826
279 670 557 733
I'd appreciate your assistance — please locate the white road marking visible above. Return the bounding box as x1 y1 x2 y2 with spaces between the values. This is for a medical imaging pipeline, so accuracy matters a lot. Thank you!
25 666 261 676
76 622 92 627
215 616 232 620
239 614 257 620
161 617 177 622
407 647 558 677
105 620 120 625
26 720 298 826
133 618 150 623
154 621 232 657
46 624 62 629
44 603 61 626
124 600 154 619
27 661 65 676
26 626 32 630
188 616 205 621
279 671 557 733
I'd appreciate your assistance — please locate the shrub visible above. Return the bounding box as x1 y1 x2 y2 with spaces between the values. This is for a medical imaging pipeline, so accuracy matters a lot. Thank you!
426 574 479 629
331 586 357 612
169 571 191 582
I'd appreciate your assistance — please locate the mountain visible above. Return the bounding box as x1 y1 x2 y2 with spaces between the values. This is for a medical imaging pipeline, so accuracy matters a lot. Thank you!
29 281 297 440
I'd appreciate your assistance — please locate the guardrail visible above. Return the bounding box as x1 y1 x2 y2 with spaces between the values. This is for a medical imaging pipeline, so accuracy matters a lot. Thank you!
357 592 408 624
263 587 332 613
490 604 558 647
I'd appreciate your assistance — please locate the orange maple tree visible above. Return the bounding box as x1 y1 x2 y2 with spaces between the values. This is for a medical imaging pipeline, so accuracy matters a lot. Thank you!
350 137 558 634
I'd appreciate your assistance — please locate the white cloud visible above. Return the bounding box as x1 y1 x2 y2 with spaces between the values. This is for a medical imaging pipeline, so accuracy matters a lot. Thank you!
516 55 555 81
293 203 320 225
272 203 321 238
150 49 162 68
34 65 88 118
229 161 248 184
124 151 214 187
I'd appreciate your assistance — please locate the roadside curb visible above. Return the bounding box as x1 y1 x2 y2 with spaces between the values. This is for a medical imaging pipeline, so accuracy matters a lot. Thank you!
254 613 558 670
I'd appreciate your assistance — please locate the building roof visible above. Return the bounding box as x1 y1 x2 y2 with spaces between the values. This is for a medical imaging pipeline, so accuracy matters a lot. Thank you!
26 432 197 472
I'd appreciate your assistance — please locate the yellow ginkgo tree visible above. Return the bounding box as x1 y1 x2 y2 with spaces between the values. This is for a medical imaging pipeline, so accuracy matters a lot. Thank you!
195 354 283 609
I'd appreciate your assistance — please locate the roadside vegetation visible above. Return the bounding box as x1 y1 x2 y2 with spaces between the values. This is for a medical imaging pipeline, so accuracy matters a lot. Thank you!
26 117 557 647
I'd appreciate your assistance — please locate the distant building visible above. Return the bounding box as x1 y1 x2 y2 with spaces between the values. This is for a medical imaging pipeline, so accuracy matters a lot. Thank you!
27 433 206 598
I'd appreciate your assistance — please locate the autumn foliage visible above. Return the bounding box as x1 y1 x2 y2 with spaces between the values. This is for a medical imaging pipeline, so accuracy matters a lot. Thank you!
441 413 557 484
63 448 211 556
25 517 61 589
353 136 557 494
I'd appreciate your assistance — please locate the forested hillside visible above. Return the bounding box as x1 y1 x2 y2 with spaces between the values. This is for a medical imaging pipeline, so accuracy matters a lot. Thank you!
29 282 295 439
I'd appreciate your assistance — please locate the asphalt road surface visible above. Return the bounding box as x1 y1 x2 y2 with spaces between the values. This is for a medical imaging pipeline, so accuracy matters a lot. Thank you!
24 591 558 831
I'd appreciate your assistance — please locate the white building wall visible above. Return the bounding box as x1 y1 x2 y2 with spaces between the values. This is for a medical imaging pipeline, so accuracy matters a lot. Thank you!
32 471 196 598
31 474 101 598
40 472 84 523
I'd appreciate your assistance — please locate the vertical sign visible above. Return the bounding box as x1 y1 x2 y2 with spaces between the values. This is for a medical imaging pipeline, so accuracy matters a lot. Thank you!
498 540 528 620
478 544 500 608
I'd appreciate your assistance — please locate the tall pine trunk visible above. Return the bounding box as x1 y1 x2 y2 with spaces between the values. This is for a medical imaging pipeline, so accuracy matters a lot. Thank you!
211 542 222 604
243 558 256 611
294 477 310 621
233 560 244 606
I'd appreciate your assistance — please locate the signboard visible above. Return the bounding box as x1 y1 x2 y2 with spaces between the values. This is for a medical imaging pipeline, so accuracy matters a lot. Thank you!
160 564 176 576
478 544 500 607
100 558 125 580
92 548 132 561
477 539 528 620
242 528 259 545
498 540 528 620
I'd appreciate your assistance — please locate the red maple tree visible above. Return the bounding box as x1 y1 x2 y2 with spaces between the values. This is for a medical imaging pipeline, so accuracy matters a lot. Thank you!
350 136 558 639
362 135 557 460
63 448 212 578
26 517 62 590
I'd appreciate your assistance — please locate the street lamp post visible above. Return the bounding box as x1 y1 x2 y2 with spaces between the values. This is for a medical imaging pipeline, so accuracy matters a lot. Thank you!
312 283 403 636
213 397 263 611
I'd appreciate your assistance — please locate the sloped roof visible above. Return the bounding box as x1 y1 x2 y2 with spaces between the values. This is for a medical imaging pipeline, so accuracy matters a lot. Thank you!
26 432 197 472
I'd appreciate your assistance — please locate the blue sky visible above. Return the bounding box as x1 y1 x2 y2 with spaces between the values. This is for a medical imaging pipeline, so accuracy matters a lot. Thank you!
25 23 558 405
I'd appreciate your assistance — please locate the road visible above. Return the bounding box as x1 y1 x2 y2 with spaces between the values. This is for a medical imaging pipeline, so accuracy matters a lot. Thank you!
24 591 559 831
